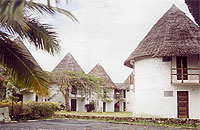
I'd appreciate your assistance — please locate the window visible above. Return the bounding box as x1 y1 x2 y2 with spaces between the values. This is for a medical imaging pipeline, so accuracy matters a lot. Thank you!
162 56 171 62
176 56 188 80
71 86 77 94
123 90 126 98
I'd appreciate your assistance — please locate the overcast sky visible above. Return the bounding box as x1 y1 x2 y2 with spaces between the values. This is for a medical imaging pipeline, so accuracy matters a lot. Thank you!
26 0 194 83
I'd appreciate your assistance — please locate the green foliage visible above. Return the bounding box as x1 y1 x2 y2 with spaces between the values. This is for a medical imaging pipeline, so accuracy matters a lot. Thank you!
0 0 77 96
85 102 95 112
114 108 119 112
48 71 105 110
49 71 105 98
0 101 60 121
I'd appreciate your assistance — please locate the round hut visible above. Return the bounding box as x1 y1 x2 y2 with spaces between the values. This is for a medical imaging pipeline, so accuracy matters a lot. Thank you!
124 5 200 119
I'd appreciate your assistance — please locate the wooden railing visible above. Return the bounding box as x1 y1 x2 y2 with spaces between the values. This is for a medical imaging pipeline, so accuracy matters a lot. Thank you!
171 68 200 83
114 94 125 99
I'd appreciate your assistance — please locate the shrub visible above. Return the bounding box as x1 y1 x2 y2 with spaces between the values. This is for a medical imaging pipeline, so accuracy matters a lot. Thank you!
0 102 10 108
85 102 95 112
0 101 61 121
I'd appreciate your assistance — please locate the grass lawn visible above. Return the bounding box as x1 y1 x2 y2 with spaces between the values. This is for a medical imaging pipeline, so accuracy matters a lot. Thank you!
54 111 200 129
55 111 133 117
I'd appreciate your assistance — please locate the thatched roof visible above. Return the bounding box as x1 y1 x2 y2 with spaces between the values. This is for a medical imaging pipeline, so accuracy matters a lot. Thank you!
114 83 122 89
88 64 116 89
124 5 200 68
14 37 39 66
185 0 200 26
120 72 134 90
53 53 83 72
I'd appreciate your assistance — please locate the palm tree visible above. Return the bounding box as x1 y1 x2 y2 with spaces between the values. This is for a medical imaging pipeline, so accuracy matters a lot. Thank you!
0 0 77 96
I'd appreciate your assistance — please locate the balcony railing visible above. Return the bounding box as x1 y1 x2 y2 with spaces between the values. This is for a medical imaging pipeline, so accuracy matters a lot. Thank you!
171 67 200 84
114 94 125 99
70 89 85 97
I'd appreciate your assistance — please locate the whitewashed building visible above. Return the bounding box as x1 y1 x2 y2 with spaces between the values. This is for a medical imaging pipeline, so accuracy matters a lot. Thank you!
124 5 200 119
88 64 117 112
116 73 134 112
49 53 88 112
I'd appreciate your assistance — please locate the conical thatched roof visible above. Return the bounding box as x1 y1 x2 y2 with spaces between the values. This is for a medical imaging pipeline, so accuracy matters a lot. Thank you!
88 64 116 89
53 53 83 72
125 5 200 68
120 72 134 90
185 0 200 26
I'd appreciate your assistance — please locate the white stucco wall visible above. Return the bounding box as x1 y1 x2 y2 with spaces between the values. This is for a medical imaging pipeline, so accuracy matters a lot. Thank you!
134 56 200 119
23 92 36 103
126 89 135 112
90 89 115 112
48 84 65 105
49 84 89 112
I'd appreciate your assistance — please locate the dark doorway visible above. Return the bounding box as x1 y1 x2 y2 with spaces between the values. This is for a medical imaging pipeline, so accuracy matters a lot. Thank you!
103 102 106 112
177 91 189 118
71 99 77 111
123 102 126 111
114 101 120 112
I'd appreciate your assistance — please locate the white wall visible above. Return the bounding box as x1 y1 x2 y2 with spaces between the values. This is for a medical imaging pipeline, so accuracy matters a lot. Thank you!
134 56 200 119
126 89 135 112
49 84 89 112
49 84 117 112
48 84 65 105
23 92 36 103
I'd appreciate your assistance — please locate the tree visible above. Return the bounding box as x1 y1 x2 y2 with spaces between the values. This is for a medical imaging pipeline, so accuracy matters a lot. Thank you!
0 0 77 96
49 71 105 111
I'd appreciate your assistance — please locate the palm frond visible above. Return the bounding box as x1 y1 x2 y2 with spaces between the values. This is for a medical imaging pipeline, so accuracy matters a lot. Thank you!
0 32 49 96
25 18 60 54
25 1 77 22
49 6 78 22
0 0 29 34
25 1 55 16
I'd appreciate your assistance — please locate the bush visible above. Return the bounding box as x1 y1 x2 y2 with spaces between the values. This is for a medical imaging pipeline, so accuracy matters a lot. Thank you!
0 101 61 121
85 102 95 112
0 102 10 108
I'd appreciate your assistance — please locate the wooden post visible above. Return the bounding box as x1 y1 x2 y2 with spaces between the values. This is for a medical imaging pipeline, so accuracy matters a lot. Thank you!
181 59 184 83
170 58 172 83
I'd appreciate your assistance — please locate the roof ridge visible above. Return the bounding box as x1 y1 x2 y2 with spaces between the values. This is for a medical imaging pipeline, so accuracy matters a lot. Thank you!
124 5 200 68
53 53 83 72
88 63 116 89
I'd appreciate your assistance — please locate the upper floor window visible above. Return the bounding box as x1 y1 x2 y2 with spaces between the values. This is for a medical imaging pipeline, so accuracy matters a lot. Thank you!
123 90 126 98
71 86 77 94
176 56 188 80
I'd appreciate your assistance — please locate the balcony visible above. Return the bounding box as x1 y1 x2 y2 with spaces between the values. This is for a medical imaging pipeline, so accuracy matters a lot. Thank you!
69 89 85 98
171 67 200 85
114 93 125 100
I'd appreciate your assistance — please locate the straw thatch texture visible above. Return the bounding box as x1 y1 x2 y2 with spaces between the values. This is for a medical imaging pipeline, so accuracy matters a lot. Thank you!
114 83 122 89
124 5 200 68
53 53 83 72
185 0 200 26
120 72 134 90
88 64 116 89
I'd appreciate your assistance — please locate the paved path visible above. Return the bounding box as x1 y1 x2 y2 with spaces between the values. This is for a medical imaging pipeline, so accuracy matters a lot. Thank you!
0 119 198 130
